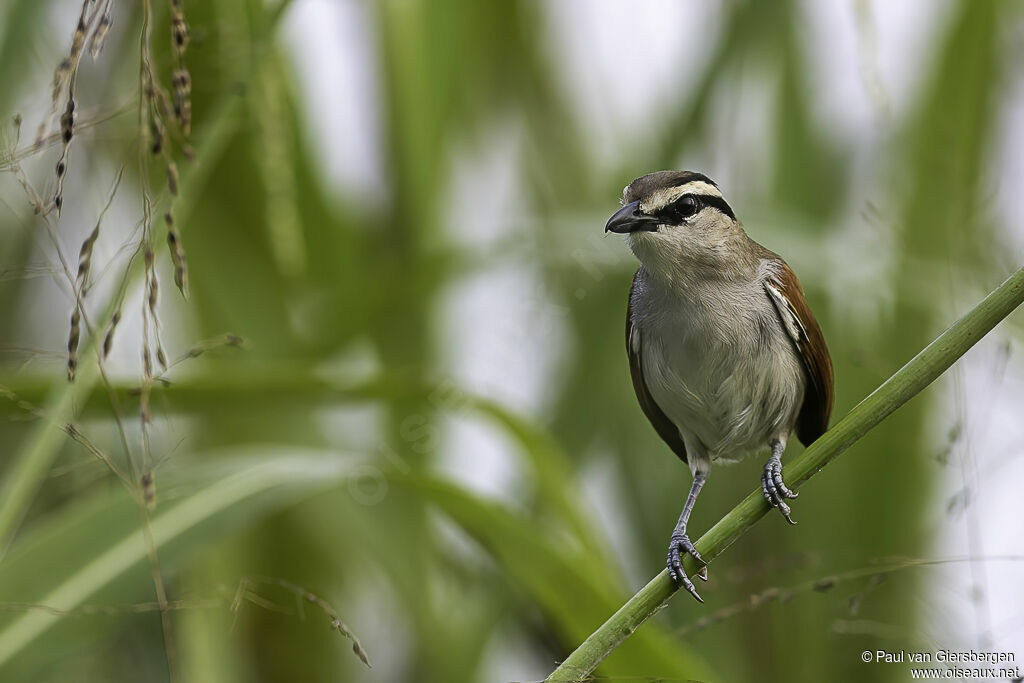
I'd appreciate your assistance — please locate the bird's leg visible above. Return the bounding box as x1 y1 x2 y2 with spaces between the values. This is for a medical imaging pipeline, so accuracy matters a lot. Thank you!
667 470 709 603
762 437 799 524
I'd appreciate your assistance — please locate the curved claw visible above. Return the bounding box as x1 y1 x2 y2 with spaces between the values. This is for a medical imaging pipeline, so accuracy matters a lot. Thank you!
762 460 798 525
667 533 707 602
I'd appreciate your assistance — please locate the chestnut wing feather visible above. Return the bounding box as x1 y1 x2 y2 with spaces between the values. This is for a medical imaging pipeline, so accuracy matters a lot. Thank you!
764 264 834 446
626 272 688 463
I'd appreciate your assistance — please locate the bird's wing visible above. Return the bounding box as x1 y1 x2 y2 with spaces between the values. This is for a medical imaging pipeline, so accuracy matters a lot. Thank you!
626 271 688 463
764 263 834 446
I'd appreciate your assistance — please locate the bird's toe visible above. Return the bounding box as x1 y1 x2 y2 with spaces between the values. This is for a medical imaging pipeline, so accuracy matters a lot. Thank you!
770 461 798 499
666 533 707 602
761 461 797 525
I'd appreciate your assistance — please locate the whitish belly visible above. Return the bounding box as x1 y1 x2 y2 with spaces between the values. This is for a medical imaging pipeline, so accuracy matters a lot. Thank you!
641 324 804 460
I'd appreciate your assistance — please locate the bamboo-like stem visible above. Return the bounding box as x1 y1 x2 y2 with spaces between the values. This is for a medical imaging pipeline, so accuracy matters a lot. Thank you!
545 264 1024 683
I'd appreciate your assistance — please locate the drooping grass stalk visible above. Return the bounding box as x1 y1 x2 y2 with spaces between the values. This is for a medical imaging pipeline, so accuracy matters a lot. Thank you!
545 263 1024 683
0 0 298 557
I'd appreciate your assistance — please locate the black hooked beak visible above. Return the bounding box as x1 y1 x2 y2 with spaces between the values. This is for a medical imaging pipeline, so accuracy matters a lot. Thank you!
605 200 660 234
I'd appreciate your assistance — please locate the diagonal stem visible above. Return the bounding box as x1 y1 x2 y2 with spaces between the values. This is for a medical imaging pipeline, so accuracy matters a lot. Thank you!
545 263 1024 682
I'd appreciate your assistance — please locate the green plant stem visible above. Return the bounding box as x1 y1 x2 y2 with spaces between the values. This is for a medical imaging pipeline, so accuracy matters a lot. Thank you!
545 264 1024 683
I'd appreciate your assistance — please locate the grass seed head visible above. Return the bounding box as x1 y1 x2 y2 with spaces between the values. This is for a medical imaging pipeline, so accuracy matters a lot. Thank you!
60 97 75 143
167 161 179 196
67 308 81 381
165 219 189 299
102 310 121 359
151 116 165 155
76 225 100 285
148 271 159 311
171 16 190 54
88 8 112 59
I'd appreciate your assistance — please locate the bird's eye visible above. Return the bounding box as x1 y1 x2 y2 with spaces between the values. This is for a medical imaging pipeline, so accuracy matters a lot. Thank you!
666 195 700 223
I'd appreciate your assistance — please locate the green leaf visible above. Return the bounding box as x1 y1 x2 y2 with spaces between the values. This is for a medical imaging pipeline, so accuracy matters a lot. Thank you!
407 474 716 681
0 450 361 672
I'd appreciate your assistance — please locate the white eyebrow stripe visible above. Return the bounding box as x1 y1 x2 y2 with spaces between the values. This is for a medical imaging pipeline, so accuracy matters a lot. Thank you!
639 181 723 212
674 181 722 198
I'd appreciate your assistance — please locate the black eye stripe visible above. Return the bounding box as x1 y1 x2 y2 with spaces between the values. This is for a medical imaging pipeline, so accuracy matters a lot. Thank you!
695 194 736 220
654 193 736 222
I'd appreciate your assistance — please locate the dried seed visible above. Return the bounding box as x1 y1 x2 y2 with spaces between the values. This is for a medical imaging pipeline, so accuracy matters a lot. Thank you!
76 224 100 285
171 16 190 52
172 68 193 137
165 218 189 299
88 5 112 59
55 62 69 96
167 161 179 196
142 471 157 510
151 116 165 155
67 308 81 382
102 310 121 358
172 69 192 95
60 97 75 143
148 271 159 311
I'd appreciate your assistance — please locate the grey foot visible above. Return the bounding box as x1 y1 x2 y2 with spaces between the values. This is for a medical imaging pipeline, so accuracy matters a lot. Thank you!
667 532 708 602
761 457 798 524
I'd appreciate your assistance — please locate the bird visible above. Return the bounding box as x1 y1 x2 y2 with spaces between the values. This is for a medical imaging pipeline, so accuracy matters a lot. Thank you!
605 170 834 602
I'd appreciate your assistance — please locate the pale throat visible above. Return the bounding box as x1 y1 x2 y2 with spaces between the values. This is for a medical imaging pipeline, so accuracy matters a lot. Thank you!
629 232 761 297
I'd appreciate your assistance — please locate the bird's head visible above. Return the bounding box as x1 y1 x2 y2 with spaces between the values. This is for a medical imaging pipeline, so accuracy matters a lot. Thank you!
606 170 746 280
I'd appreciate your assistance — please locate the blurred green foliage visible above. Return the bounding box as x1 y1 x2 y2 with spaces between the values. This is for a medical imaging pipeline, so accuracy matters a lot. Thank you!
0 1 1020 681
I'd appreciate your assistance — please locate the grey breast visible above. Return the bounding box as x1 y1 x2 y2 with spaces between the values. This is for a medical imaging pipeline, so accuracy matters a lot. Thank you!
631 268 805 459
